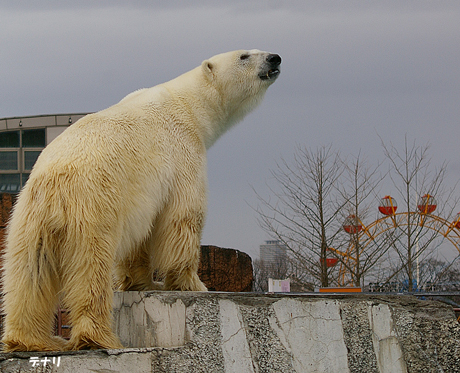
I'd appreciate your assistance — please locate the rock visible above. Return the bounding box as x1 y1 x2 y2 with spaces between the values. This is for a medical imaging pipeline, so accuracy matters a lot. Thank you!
199 245 253 292
0 193 15 227
0 193 16 269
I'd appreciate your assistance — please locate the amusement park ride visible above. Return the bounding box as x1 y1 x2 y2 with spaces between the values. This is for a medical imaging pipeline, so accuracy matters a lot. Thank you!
327 194 460 288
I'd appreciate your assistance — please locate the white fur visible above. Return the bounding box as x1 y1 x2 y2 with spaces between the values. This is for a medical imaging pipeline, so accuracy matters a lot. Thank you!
1 49 280 351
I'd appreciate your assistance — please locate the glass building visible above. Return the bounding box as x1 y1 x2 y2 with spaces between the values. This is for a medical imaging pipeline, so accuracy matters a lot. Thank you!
0 114 88 193
259 240 287 265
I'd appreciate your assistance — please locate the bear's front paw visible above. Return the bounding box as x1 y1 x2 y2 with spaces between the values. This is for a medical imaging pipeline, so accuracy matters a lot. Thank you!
164 273 208 292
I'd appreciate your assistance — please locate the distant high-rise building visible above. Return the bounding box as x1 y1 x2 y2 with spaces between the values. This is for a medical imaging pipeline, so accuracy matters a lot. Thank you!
259 240 287 265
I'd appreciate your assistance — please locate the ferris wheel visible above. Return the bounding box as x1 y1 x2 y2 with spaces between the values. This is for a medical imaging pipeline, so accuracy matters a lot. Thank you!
329 195 460 287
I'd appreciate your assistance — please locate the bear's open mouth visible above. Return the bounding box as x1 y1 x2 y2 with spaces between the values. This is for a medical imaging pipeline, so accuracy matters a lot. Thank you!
259 68 280 81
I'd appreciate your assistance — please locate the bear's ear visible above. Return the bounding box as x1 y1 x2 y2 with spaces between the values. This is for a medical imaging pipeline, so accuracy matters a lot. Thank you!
202 60 214 79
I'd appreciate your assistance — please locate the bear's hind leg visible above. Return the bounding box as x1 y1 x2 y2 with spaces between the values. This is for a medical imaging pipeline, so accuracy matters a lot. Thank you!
2 232 67 351
61 233 123 350
114 236 164 291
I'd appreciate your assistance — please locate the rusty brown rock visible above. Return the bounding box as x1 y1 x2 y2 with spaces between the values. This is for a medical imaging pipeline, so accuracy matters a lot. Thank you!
199 245 253 292
0 193 16 270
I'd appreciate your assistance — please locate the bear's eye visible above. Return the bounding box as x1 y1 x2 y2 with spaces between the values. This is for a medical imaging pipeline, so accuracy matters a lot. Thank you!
240 54 250 61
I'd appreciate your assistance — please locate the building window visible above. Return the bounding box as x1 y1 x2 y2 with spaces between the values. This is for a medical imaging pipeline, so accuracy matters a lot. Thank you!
22 129 46 147
0 131 20 148
24 151 41 171
0 128 46 193
0 174 21 193
22 173 30 187
0 151 19 170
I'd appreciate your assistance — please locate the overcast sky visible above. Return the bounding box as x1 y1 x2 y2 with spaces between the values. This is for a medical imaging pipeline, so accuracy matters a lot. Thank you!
1 1 459 259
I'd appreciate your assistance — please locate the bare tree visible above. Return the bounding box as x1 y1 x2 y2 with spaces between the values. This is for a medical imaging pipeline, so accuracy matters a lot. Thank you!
334 152 387 287
380 135 459 291
418 258 460 288
254 145 345 287
252 259 269 292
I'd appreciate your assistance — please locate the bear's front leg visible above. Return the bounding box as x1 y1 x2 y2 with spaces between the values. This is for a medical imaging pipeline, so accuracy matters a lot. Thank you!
151 207 207 292
147 156 209 292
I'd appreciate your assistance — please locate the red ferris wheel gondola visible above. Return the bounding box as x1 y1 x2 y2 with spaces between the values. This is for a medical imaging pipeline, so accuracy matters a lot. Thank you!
454 212 460 229
320 257 338 267
378 196 397 215
417 194 437 214
343 215 362 234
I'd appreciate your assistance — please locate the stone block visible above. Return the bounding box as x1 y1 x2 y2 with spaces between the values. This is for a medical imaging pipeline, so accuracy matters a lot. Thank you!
1 292 459 372
113 292 187 348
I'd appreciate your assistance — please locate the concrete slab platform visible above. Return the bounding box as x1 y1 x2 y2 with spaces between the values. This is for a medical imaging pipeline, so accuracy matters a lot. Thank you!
1 292 459 372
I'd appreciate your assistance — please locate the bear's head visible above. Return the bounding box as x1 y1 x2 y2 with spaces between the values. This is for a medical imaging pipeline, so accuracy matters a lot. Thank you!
201 49 281 122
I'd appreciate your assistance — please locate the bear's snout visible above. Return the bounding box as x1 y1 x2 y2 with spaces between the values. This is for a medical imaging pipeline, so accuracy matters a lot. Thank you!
267 54 282 66
259 53 281 81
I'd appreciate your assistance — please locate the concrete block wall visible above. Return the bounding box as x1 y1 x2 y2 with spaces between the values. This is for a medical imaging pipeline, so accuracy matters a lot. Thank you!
1 292 459 372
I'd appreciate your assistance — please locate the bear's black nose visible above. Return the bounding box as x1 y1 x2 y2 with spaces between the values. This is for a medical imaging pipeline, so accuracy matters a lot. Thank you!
267 54 281 66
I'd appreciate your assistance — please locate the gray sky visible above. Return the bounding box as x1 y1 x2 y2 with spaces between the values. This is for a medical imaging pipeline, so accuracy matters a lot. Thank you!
1 1 459 259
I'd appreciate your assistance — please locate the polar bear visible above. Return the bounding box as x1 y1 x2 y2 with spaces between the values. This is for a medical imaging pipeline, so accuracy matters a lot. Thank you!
1 50 281 351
